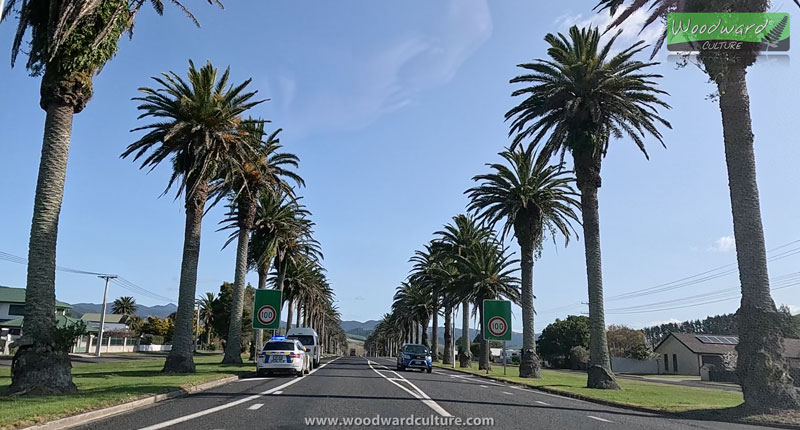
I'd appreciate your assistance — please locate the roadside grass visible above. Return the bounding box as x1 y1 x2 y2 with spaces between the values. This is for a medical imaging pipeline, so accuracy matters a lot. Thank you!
0 353 252 430
433 362 743 413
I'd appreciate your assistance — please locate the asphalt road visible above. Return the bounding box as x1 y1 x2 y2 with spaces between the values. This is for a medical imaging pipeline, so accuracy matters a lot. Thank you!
74 356 771 429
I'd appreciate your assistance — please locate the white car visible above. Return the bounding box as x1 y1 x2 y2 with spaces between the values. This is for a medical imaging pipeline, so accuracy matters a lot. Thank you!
256 337 310 377
286 327 321 368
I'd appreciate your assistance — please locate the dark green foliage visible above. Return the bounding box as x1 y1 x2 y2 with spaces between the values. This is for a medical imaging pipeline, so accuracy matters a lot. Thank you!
642 313 737 345
210 282 254 349
52 320 87 353
537 315 590 368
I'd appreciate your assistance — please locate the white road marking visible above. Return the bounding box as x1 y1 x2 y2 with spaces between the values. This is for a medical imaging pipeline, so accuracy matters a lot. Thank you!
272 390 284 395
234 377 271 382
138 357 340 430
367 360 452 417
480 385 488 388
502 391 514 395
587 415 614 423
446 373 503 386
247 403 263 410
535 400 550 406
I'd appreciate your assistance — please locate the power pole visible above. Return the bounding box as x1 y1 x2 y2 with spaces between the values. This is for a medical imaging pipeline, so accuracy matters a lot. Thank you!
96 275 118 356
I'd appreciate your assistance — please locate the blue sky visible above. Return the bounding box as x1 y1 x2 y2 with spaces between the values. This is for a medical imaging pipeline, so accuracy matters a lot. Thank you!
1 1 798 332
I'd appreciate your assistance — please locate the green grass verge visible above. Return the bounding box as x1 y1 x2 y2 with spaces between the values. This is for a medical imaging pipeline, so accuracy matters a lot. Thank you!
434 362 743 413
0 354 253 430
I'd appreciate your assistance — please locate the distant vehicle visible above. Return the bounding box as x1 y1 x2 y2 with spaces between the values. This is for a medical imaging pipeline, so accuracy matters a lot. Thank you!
286 327 321 368
396 343 432 373
350 348 356 356
256 336 310 377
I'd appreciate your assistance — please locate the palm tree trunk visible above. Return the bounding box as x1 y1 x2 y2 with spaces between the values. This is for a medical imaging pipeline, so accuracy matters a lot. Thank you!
286 298 294 332
575 151 618 389
9 103 78 395
431 307 439 361
163 180 209 373
443 306 453 365
478 302 490 371
223 198 257 364
517 219 541 378
716 64 799 410
421 316 430 348
206 320 212 346
459 301 471 367
296 303 302 327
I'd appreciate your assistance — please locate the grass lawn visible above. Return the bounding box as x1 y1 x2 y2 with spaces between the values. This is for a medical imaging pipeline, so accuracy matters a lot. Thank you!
0 353 253 430
434 362 743 413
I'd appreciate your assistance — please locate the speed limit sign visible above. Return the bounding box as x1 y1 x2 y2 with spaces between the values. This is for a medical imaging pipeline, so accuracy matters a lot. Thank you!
257 305 277 326
483 300 512 341
252 289 282 329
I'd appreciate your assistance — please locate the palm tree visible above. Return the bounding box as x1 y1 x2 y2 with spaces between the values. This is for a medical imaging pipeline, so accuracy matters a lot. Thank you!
595 0 800 409
456 239 521 370
198 292 216 346
218 125 304 364
124 60 264 373
467 147 580 378
435 215 492 367
506 26 671 388
2 0 222 395
112 296 138 316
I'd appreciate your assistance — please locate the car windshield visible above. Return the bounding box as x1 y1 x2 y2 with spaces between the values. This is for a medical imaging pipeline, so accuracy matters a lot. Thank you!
287 335 315 346
262 342 296 351
403 345 428 355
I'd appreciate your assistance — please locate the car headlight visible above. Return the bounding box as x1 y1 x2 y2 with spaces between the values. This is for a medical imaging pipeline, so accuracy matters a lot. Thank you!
402 353 410 359
426 355 431 360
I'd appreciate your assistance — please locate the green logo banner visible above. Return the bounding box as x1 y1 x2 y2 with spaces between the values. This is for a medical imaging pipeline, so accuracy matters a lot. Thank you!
483 299 512 341
252 289 282 330
667 13 790 52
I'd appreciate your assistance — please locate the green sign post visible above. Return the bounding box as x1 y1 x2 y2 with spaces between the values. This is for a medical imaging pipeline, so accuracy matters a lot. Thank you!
252 289 282 330
483 299 512 375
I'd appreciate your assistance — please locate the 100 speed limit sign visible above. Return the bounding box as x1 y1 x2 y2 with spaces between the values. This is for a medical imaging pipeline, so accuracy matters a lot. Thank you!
488 316 508 337
256 305 277 326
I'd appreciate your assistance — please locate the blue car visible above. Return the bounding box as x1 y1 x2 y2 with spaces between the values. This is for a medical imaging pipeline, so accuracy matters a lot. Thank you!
396 344 432 373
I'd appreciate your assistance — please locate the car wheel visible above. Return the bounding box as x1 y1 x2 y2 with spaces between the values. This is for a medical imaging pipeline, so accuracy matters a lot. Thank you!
427 368 432 374
297 369 304 377
313 359 320 368
304 360 310 374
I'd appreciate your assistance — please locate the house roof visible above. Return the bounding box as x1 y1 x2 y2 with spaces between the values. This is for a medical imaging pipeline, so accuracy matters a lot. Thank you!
0 286 72 308
0 315 93 331
656 333 800 359
80 313 128 324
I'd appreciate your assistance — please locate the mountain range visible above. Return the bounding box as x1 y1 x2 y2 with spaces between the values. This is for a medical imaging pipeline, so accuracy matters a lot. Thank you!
69 302 178 319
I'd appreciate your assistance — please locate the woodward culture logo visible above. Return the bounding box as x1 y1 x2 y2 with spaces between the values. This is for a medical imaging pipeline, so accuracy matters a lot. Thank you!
667 13 790 52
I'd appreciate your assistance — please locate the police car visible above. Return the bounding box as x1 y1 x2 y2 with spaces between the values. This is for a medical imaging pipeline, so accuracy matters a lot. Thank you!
256 336 311 377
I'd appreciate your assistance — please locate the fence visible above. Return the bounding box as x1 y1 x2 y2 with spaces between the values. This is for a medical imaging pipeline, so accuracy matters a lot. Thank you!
136 344 172 352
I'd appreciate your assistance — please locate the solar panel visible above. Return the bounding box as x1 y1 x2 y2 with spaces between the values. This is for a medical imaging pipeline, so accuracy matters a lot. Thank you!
696 335 739 344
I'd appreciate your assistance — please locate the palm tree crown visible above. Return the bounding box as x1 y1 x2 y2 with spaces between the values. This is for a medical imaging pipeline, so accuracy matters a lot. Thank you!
112 296 138 316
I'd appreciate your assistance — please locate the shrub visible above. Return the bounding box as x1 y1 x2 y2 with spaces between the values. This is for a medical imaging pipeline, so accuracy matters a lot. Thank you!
569 345 589 370
140 334 165 345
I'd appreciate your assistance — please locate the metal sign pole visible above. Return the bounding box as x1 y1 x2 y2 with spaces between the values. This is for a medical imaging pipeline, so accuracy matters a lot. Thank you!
503 341 507 376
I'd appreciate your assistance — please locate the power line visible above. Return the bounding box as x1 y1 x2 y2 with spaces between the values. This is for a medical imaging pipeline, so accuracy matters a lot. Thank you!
537 239 800 315
0 250 174 303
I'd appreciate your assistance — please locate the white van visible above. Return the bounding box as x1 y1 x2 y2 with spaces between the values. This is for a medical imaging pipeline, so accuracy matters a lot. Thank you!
286 327 321 368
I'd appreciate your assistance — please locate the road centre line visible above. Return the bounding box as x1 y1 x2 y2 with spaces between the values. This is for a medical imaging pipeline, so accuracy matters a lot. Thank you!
367 360 453 417
535 401 550 406
247 403 263 410
138 357 340 430
502 391 514 395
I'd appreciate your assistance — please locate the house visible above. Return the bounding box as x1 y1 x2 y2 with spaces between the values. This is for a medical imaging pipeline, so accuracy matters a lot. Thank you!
654 333 800 376
80 313 131 332
0 286 71 323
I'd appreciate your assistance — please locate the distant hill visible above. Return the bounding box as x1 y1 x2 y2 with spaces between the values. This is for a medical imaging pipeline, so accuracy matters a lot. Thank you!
340 320 379 333
70 302 177 319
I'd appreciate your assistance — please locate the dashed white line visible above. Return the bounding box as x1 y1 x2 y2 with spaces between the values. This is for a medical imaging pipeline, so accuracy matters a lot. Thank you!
479 385 488 388
272 391 283 395
247 403 263 410
502 391 514 395
138 357 340 430
587 415 614 423
535 400 550 406
367 360 453 417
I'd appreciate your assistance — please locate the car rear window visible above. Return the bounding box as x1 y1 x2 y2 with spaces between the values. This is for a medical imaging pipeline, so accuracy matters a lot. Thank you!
287 335 315 346
263 342 296 351
403 345 428 355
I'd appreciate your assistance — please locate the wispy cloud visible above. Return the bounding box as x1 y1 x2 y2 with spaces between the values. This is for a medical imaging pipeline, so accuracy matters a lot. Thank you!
555 8 664 56
276 0 492 137
710 235 736 252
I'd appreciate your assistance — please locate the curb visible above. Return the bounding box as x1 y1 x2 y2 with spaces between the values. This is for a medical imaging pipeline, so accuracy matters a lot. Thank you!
433 364 800 430
20 373 253 430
